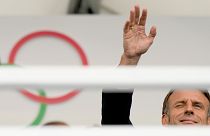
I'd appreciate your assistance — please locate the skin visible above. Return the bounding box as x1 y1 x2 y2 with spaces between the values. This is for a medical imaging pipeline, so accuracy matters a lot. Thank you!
120 5 156 65
162 90 210 125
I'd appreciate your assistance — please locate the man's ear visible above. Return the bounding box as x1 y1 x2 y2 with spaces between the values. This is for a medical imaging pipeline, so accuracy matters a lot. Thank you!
162 114 169 125
208 117 210 125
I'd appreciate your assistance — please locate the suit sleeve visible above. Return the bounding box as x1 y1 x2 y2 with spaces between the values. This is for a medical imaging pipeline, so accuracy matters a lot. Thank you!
101 89 133 125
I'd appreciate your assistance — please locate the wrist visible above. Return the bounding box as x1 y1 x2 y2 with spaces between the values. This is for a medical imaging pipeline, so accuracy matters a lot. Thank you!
119 53 141 65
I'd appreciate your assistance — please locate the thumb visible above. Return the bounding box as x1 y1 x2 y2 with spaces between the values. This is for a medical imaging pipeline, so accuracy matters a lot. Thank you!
148 26 157 41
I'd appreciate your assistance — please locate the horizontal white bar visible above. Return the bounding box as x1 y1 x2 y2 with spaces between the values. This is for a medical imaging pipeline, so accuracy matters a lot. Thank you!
0 127 210 136
0 66 210 89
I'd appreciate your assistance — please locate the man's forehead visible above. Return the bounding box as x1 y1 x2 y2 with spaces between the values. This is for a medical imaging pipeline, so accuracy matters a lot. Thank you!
168 90 209 104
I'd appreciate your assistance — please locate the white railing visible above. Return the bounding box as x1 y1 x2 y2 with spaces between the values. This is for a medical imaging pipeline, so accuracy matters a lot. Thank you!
0 66 210 89
0 127 210 136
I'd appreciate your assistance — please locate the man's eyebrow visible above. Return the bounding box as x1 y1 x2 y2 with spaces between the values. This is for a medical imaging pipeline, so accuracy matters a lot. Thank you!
173 100 186 105
192 101 204 106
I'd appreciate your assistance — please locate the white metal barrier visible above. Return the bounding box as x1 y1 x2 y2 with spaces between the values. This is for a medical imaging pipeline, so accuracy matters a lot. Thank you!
0 127 210 136
0 66 210 89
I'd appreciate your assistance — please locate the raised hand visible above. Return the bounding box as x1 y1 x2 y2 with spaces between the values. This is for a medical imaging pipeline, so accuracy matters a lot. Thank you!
120 5 157 65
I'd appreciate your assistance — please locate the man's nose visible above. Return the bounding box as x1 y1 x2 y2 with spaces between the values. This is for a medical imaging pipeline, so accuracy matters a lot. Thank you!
184 103 194 115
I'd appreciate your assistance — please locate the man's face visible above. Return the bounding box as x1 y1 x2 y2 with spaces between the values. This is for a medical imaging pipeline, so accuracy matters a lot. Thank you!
162 90 210 125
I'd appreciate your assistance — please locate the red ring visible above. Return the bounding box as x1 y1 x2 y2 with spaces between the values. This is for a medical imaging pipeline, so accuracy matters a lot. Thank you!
8 30 88 104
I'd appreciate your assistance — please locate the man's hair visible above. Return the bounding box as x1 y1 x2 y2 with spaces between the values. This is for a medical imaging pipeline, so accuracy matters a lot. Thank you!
43 121 68 126
162 89 210 116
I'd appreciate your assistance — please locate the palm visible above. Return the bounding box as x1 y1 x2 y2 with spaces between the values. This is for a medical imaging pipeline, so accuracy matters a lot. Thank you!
124 25 152 57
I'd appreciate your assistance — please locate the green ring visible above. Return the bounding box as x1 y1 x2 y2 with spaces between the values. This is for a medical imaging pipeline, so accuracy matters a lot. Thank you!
30 89 47 126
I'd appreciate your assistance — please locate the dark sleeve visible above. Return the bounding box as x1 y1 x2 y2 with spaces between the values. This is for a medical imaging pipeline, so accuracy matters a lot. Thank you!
101 89 133 125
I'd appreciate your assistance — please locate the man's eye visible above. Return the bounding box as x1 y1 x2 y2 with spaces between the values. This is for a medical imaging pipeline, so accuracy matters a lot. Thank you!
194 104 202 109
175 104 184 108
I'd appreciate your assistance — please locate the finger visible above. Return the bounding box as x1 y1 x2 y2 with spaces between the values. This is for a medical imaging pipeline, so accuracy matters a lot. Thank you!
139 8 148 26
134 5 140 25
148 26 157 41
123 21 130 33
130 8 135 26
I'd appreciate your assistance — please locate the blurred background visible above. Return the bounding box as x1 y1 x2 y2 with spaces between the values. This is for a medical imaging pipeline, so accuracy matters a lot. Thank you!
0 0 210 127
0 0 209 16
